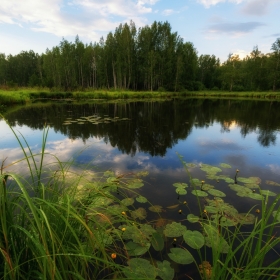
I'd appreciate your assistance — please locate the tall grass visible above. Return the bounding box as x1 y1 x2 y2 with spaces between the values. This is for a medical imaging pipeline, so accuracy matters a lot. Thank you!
0 116 130 279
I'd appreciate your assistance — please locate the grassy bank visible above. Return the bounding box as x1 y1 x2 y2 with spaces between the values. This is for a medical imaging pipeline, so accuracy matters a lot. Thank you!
1 88 280 105
1 116 280 279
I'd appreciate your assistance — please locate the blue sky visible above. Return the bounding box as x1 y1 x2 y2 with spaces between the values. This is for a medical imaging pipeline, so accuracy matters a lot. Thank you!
0 0 279 62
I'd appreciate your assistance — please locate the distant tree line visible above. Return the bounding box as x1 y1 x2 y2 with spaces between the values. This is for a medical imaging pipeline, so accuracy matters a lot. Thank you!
0 21 279 91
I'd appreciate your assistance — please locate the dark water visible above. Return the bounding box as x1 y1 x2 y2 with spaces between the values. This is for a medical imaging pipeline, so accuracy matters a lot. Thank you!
1 98 280 278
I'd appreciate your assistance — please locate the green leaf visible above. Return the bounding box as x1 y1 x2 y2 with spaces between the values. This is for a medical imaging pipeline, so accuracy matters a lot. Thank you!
272 211 280 222
192 190 208 197
260 190 277 197
125 241 151 256
156 261 174 280
127 180 144 189
207 189 226 197
187 214 200 223
205 206 219 214
131 208 147 220
236 213 256 225
266 180 280 187
149 205 163 213
151 232 164 251
202 184 215 191
136 195 148 203
173 182 188 188
140 224 156 237
168 248 194 264
201 165 222 174
123 258 157 279
176 188 187 195
121 197 135 206
163 222 187 237
220 163 232 168
247 193 264 200
183 230 205 249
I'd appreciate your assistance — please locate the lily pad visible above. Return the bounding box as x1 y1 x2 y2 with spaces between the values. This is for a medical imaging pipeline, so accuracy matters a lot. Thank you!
163 222 187 237
176 188 187 195
131 208 147 220
260 190 277 197
187 214 200 223
121 198 135 206
149 205 163 213
205 206 219 214
201 165 222 174
266 180 280 187
247 193 264 200
127 180 144 189
191 178 202 186
122 225 147 243
156 260 174 280
168 248 194 264
123 258 157 279
136 195 148 203
151 232 164 251
192 190 208 197
202 184 215 191
207 189 226 197
140 224 156 237
125 241 151 256
173 182 188 188
238 177 261 184
183 230 205 249
236 213 256 225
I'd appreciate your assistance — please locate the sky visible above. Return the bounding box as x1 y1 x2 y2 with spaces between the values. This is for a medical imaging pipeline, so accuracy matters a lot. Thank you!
0 0 280 62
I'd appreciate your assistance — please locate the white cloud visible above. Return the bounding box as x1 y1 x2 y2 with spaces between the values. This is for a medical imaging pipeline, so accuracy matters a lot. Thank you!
0 0 157 41
197 0 244 8
268 164 280 174
162 9 175 16
241 0 276 16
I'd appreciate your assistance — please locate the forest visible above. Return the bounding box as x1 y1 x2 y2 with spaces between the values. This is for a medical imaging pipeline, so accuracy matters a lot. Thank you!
0 21 279 92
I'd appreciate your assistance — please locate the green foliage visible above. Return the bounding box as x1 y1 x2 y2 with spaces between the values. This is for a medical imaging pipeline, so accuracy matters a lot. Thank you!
168 248 194 264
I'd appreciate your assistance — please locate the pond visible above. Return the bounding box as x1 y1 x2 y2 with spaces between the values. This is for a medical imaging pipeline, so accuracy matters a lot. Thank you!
1 98 280 279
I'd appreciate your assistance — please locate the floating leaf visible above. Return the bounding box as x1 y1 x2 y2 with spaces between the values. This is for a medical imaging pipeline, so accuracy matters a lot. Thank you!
244 183 259 189
247 193 264 200
260 190 277 197
202 184 215 191
236 213 256 225
166 204 180 209
228 184 244 192
238 177 261 184
266 180 280 187
207 189 226 197
220 163 232 168
125 241 150 256
136 195 148 203
131 208 147 220
201 165 222 175
155 218 170 228
163 222 187 237
127 180 144 189
173 183 188 188
205 206 219 214
183 230 205 249
192 190 208 197
187 214 200 223
123 258 157 279
140 224 156 237
122 225 147 243
168 248 194 264
149 205 163 213
224 177 235 184
191 178 202 186
176 188 187 195
156 260 174 280
151 232 164 251
121 198 134 206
